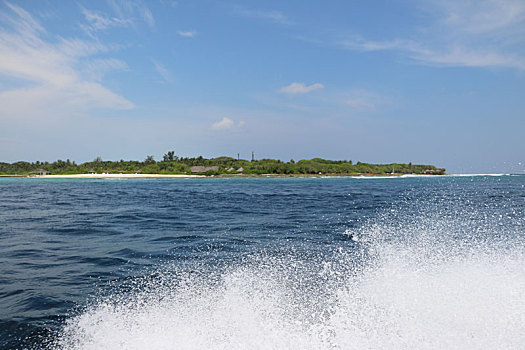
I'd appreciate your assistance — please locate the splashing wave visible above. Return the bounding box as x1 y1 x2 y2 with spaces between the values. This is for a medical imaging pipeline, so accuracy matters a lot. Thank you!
55 200 525 349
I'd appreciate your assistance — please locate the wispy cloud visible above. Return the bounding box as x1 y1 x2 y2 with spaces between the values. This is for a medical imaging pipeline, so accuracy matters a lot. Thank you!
0 2 134 119
81 7 132 35
2 1 44 33
342 37 525 70
212 117 234 130
84 58 129 81
177 30 196 38
160 0 178 7
414 47 525 70
142 7 155 27
436 0 525 35
235 7 291 25
106 0 155 28
279 82 324 94
152 60 173 83
346 99 376 111
339 0 525 70
341 38 418 53
211 117 244 130
344 90 388 111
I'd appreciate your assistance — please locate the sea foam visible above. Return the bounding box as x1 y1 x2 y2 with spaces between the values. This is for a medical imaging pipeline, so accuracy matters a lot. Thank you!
54 200 525 350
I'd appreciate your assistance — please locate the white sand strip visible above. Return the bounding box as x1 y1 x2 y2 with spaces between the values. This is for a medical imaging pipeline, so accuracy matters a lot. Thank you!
34 174 205 179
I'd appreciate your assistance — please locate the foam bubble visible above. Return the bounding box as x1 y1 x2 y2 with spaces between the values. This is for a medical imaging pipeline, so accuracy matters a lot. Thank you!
54 200 525 349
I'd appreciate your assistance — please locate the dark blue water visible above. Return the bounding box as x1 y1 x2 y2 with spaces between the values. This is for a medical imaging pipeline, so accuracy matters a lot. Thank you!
1 176 524 349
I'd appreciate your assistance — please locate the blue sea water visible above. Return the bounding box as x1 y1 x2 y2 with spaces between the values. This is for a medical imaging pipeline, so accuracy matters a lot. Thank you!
1 175 524 349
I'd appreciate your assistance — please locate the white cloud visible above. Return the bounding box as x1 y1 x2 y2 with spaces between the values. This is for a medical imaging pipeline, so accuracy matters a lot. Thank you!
344 90 385 111
236 7 291 25
0 83 134 117
160 0 178 7
0 2 134 119
436 0 525 34
413 46 525 70
3 1 44 34
279 82 324 94
84 58 129 81
142 7 155 27
211 117 245 130
177 30 196 38
339 1 525 70
212 117 234 130
106 0 155 28
341 38 418 53
81 7 132 34
346 98 376 111
152 60 174 83
342 37 525 70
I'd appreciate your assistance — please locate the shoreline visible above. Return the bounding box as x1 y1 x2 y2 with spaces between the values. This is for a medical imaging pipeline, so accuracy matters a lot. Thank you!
11 173 449 179
0 173 515 179
30 174 206 179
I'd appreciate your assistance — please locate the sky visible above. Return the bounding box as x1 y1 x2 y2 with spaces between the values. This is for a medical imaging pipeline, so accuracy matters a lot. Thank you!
0 0 524 173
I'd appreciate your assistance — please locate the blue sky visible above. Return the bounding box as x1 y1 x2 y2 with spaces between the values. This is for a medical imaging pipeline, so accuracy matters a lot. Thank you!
0 0 524 173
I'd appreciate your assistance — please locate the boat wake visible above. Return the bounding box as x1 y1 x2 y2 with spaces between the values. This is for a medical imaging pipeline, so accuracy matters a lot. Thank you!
54 200 525 350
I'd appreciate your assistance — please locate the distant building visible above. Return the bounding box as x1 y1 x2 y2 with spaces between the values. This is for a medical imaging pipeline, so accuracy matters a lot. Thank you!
190 166 219 173
236 167 244 173
30 169 49 176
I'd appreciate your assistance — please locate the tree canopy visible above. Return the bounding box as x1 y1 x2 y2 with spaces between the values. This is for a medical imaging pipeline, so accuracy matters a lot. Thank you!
0 153 446 176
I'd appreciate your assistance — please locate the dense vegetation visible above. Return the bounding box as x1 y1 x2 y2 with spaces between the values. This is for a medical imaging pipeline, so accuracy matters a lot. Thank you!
0 153 445 176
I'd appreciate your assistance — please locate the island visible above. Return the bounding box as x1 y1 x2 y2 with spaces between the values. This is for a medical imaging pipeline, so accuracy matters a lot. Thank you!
0 152 446 177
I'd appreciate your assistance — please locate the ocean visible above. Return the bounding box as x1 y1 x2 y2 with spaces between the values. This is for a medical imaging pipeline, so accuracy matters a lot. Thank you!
1 175 524 349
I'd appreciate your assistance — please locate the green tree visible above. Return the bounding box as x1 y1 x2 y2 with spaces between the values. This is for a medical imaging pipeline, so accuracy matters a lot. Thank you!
163 151 176 162
144 155 156 165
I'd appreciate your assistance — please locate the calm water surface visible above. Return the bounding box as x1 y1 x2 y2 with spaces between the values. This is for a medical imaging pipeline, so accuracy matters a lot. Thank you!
1 176 524 349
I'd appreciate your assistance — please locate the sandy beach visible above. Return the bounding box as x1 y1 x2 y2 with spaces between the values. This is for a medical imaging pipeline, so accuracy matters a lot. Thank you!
33 174 205 179
22 173 453 179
